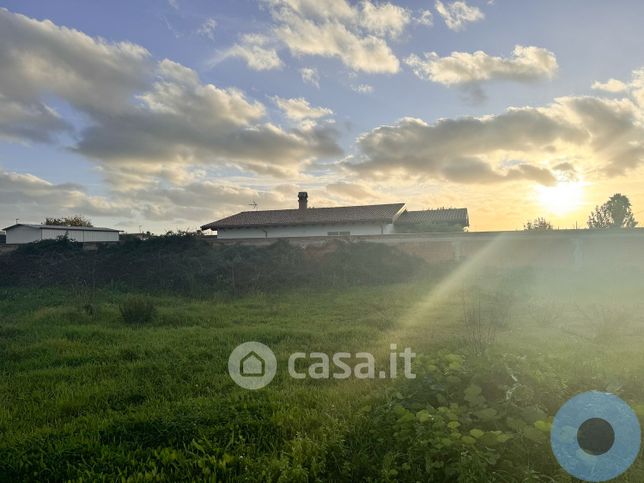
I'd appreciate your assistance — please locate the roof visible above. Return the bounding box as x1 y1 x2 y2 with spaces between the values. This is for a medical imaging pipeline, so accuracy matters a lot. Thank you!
396 208 469 227
201 203 406 230
2 224 121 232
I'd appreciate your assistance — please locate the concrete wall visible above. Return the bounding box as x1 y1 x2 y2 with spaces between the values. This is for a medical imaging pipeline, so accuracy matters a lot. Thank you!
217 223 395 239
6 226 119 244
207 229 644 269
4 227 643 270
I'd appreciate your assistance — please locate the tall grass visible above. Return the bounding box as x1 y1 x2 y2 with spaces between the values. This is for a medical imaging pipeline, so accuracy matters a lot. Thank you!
2 265 644 480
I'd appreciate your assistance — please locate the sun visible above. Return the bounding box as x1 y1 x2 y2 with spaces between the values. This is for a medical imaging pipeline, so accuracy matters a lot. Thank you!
536 181 586 215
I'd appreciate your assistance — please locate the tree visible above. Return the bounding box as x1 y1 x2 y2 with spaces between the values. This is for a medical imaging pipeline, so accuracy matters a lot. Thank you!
45 215 94 227
524 217 553 231
587 193 638 229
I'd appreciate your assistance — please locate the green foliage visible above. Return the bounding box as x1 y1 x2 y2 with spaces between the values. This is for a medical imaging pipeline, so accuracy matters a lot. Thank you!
2 268 644 481
119 296 157 324
0 235 426 294
587 193 638 228
317 241 422 286
44 215 94 227
335 351 566 481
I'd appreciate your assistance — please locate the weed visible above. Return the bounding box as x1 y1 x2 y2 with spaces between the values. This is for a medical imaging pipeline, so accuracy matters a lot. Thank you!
119 296 157 324
527 299 563 327
461 288 501 355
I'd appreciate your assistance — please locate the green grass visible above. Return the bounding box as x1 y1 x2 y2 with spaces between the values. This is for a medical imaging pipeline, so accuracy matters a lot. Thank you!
1 267 644 481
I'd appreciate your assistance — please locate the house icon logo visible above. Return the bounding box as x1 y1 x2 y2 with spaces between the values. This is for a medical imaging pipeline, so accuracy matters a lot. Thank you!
228 342 277 390
240 351 265 377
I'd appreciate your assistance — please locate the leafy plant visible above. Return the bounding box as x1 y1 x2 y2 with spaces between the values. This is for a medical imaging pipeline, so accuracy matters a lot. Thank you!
119 296 157 324
0 236 427 294
45 215 94 227
335 350 562 482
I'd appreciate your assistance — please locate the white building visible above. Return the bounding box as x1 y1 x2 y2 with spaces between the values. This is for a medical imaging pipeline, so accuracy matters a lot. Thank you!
201 192 469 239
3 224 120 244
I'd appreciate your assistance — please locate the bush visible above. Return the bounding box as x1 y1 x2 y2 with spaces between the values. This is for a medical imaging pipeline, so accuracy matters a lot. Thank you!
335 350 566 481
119 296 157 324
0 234 427 294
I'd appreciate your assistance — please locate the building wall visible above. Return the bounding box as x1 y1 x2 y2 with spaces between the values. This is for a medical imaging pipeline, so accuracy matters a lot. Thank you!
217 223 395 239
6 227 119 244
207 229 644 270
5 226 36 244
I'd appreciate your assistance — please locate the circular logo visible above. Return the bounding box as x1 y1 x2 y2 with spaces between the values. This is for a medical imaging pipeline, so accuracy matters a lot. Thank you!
228 341 277 390
551 391 641 482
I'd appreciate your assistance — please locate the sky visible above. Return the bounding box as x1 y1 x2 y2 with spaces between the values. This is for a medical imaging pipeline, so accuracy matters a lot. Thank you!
1 0 644 233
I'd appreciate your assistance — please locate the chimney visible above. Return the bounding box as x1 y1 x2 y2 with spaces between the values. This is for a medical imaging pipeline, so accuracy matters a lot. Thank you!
298 191 308 210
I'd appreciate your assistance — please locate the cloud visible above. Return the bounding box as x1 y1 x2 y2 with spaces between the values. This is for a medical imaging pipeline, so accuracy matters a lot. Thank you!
123 180 290 223
405 45 558 86
0 167 299 229
591 78 628 93
265 0 412 38
435 0 484 31
351 83 374 94
75 60 341 180
0 10 341 185
0 168 132 223
273 9 400 73
197 17 217 40
326 181 377 200
265 0 355 22
416 10 434 27
218 33 282 71
257 0 403 73
0 96 70 143
590 70 644 111
631 69 644 108
358 1 411 38
273 96 333 121
587 71 644 116
0 7 151 143
348 93 644 183
300 67 320 87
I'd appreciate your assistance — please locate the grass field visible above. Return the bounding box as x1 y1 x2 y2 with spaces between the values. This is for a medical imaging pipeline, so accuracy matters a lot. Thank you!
1 266 644 481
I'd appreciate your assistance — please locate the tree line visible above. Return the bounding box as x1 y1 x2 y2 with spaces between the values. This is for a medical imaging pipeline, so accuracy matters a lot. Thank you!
525 193 638 231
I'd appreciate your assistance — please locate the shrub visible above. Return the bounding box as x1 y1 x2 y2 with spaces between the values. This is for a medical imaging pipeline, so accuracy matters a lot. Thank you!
119 296 157 324
461 288 515 355
335 350 565 482
0 235 427 294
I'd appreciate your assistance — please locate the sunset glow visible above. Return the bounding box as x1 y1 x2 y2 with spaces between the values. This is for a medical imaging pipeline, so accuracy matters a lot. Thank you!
1 2 643 232
537 181 587 215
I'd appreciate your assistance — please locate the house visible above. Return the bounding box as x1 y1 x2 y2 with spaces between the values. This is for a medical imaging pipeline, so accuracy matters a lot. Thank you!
201 192 469 239
2 224 121 244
